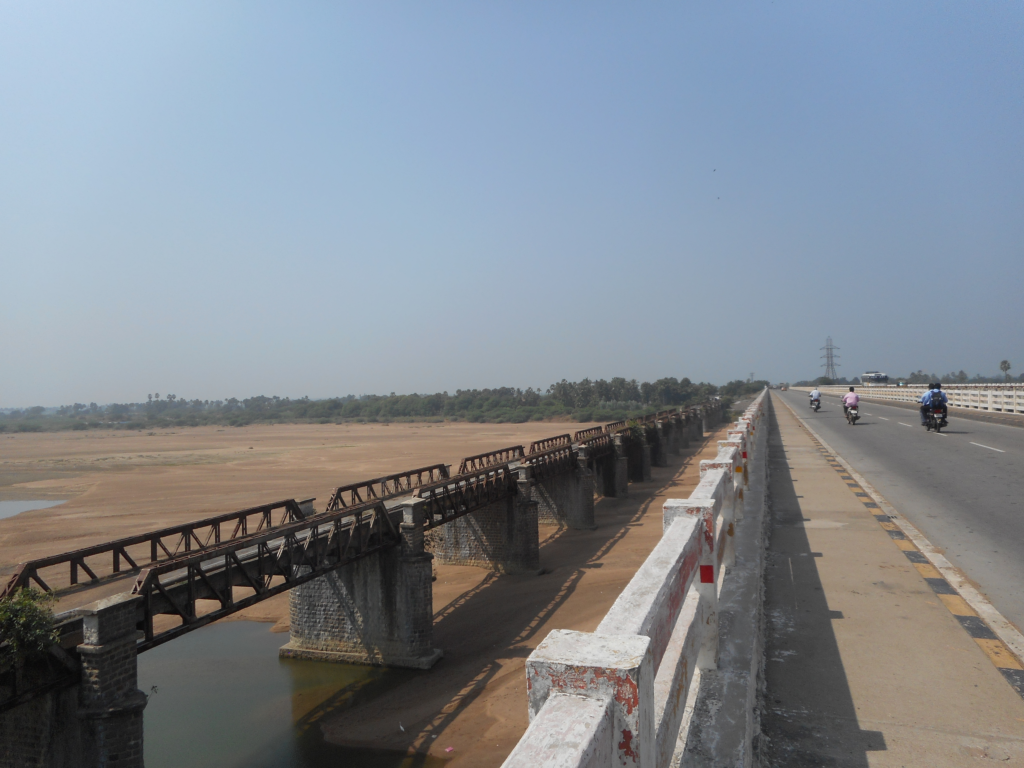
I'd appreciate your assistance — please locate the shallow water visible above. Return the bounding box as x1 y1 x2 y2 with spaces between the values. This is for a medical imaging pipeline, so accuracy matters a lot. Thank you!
0 499 65 520
138 621 445 768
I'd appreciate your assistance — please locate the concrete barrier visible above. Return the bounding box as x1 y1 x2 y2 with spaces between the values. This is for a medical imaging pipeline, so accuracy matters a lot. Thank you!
502 391 769 768
794 383 1024 415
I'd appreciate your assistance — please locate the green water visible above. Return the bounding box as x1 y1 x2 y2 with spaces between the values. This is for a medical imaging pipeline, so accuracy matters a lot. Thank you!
138 622 444 768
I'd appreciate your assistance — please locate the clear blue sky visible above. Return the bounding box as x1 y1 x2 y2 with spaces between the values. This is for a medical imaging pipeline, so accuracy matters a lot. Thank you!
2 2 1022 407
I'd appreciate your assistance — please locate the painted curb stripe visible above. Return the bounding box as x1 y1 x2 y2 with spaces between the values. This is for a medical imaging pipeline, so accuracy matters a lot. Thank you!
776 395 1024 703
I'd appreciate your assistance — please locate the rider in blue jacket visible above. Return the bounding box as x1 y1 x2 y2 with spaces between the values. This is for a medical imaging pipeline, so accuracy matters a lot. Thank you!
919 383 949 425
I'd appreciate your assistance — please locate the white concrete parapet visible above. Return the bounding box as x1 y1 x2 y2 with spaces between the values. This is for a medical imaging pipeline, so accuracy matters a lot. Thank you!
503 692 615 768
502 389 770 768
794 383 1024 415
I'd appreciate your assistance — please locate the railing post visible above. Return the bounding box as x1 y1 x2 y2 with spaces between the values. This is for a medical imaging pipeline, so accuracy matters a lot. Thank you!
667 498 719 671
527 629 654 767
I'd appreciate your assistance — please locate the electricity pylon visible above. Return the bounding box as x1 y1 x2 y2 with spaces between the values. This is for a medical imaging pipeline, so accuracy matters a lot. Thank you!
821 337 840 380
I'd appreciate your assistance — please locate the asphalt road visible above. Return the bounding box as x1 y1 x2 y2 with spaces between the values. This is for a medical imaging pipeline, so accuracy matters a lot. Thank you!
774 389 1024 635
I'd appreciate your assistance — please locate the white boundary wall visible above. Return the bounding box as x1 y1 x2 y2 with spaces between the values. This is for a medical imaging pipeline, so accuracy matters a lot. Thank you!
501 390 769 768
794 383 1024 415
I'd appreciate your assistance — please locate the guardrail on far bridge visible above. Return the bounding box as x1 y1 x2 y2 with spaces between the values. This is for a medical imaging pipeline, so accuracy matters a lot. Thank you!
794 383 1024 415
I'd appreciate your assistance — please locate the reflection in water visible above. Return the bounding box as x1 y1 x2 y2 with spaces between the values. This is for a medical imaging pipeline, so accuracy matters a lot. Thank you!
139 621 446 768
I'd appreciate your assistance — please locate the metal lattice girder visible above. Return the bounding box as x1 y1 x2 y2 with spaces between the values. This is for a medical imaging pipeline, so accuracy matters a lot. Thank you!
522 445 578 480
573 426 604 442
324 464 450 511
0 498 312 600
579 432 614 459
457 446 525 475
415 464 521 529
131 501 399 651
527 434 572 454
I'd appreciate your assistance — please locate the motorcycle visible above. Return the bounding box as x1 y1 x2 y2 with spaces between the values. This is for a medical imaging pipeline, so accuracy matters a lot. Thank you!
810 398 821 412
846 404 860 425
924 406 948 433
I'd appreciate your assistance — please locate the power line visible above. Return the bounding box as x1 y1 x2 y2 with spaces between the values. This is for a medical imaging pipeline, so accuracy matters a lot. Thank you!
820 337 840 380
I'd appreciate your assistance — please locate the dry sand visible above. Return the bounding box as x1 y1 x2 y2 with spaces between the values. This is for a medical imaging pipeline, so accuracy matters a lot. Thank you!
0 421 597 575
0 419 733 765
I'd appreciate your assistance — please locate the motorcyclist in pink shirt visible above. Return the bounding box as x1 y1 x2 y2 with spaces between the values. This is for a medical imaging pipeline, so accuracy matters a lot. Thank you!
841 386 859 417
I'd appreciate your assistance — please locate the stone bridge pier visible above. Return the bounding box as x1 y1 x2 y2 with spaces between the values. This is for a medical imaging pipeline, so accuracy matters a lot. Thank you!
0 593 148 768
690 409 705 442
281 500 442 669
608 434 630 497
651 421 669 467
627 431 653 483
425 473 539 574
533 452 596 530
669 416 685 453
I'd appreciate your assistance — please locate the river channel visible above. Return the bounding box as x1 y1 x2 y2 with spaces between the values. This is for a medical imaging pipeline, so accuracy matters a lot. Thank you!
138 621 446 768
0 500 65 520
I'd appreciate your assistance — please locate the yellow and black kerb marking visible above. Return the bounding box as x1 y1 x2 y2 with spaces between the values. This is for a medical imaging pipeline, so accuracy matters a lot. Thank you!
799 425 1024 701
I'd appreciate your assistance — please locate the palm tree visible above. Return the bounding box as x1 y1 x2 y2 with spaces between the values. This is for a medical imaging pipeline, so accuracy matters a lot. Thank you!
1000 360 1012 381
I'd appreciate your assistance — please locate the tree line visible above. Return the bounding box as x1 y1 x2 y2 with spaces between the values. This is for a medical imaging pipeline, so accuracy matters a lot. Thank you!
0 377 769 432
794 364 1022 388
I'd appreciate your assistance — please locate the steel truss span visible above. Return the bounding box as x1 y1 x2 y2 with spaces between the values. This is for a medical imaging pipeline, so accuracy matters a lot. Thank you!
325 464 450 511
4 400 721 652
1 498 312 600
457 446 525 474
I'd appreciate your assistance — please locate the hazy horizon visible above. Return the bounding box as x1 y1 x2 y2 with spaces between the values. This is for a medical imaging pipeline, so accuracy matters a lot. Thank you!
3 3 1022 408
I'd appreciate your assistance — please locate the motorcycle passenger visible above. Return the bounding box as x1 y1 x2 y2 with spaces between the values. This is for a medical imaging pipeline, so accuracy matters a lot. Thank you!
842 386 859 417
919 382 949 425
809 388 821 408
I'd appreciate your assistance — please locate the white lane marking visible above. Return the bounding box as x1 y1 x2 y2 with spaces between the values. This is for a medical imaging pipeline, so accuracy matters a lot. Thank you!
970 442 1005 453
878 417 889 421
898 422 914 427
777 397 1024 667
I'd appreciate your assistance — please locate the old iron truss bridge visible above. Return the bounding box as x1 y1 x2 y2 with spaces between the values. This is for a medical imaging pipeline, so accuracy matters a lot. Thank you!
1 403 714 657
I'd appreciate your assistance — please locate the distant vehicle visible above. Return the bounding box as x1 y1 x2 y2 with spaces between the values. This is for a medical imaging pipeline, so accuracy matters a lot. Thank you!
861 371 889 385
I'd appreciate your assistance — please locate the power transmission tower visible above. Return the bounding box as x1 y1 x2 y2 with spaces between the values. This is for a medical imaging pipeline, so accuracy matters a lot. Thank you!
821 337 840 380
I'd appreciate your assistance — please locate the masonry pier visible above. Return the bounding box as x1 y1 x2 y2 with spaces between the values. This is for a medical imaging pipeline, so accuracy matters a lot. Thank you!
628 430 654 483
281 501 442 669
533 452 596 530
651 421 669 467
0 594 148 768
425 473 540 574
609 434 630 497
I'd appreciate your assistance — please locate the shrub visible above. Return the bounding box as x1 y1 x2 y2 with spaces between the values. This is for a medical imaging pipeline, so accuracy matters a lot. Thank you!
0 588 58 668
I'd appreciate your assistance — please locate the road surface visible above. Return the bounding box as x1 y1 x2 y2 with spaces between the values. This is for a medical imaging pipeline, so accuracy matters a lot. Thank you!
775 389 1024 634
